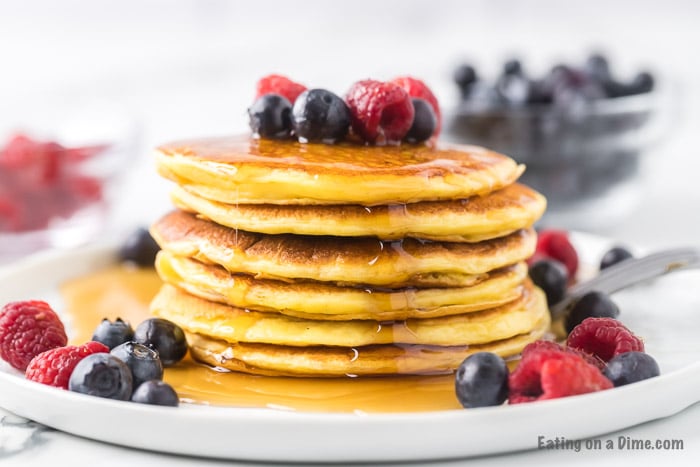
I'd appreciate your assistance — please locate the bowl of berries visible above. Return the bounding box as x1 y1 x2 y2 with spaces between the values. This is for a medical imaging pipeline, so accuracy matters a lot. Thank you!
445 54 669 228
0 103 139 263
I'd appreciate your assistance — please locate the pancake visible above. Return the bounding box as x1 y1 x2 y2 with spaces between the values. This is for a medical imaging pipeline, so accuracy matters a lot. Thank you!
151 210 537 288
156 136 525 206
150 282 546 347
169 183 546 242
155 251 529 320
185 314 549 377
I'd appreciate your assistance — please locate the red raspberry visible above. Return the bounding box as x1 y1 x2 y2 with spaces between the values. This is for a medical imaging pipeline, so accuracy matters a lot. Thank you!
524 339 605 370
391 76 441 136
567 317 644 362
25 341 109 389
345 79 415 144
509 343 612 404
255 74 307 104
64 144 109 163
530 229 579 278
0 135 62 186
0 301 68 371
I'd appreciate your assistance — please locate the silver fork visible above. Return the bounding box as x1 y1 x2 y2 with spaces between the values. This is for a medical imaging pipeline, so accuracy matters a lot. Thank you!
550 247 700 318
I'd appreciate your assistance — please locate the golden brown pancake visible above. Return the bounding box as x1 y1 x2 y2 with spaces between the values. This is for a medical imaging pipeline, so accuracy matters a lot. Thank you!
155 251 530 320
150 282 546 347
156 136 525 205
186 314 549 377
169 183 546 242
151 210 537 288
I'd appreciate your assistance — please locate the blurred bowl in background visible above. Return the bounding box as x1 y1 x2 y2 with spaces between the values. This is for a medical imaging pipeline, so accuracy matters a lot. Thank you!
0 98 140 264
444 89 670 229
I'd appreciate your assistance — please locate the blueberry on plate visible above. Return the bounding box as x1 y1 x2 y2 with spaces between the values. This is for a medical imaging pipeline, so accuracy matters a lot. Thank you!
111 341 163 389
565 291 620 334
119 227 160 267
131 380 179 407
600 246 633 270
134 318 188 366
603 351 660 387
292 89 350 143
68 353 133 400
528 259 568 306
455 352 509 408
92 318 134 350
248 94 293 139
404 98 437 143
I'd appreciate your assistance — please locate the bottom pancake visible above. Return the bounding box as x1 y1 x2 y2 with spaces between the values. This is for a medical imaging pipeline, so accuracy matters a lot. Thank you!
186 314 550 377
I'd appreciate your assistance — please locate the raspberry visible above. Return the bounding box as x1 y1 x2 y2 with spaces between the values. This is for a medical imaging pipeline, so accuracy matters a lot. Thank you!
531 230 579 278
0 135 62 186
391 76 441 136
0 301 68 371
524 339 605 370
25 341 109 389
255 74 307 104
509 343 612 403
345 79 415 144
567 317 644 362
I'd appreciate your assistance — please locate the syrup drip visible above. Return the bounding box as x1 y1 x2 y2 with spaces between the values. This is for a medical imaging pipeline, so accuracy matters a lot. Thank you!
59 265 465 413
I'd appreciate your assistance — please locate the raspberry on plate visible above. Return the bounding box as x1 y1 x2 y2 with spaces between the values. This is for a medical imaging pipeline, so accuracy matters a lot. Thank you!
509 341 612 403
530 229 579 278
0 300 68 371
567 317 644 362
345 79 415 144
255 74 307 104
25 341 109 389
391 76 442 136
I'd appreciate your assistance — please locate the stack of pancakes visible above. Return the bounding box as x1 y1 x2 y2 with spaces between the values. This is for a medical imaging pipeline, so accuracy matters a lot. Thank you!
149 136 548 376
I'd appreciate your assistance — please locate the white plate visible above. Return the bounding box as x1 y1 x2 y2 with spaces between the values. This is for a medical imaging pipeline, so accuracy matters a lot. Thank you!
0 236 699 463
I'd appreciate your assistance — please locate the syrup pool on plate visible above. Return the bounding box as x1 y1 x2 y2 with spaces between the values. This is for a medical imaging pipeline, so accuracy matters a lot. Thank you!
60 265 466 413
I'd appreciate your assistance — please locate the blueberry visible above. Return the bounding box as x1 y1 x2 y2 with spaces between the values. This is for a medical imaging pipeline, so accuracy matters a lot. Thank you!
455 352 509 408
603 352 660 387
529 259 568 306
602 79 631 98
131 380 179 407
404 98 437 143
119 228 160 267
134 318 187 366
111 341 163 389
585 53 612 83
453 64 478 98
630 71 654 94
68 353 133 400
565 291 620 334
292 89 350 143
248 94 293 139
503 59 523 76
92 318 134 350
600 246 633 270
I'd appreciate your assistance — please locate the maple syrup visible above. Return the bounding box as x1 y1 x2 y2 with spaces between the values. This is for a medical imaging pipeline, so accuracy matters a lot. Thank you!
60 265 464 413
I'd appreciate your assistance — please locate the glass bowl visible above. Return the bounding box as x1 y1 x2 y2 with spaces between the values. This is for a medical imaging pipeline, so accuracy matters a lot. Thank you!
0 99 140 264
444 90 669 229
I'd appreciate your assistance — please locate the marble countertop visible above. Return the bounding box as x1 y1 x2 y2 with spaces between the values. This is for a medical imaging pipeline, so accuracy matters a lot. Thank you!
2 0 700 465
2 403 699 466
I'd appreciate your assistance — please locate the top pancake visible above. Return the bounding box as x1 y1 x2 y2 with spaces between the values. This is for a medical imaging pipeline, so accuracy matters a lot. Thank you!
156 135 525 205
